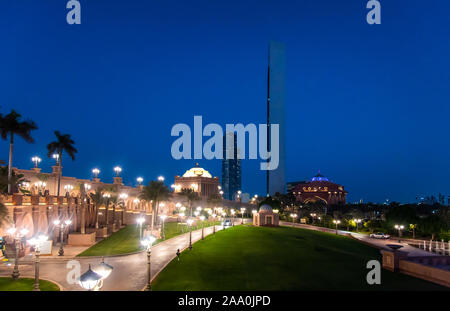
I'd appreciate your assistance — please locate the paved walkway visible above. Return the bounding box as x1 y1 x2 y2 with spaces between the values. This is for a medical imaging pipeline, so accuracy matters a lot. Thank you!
0 224 227 290
280 221 436 257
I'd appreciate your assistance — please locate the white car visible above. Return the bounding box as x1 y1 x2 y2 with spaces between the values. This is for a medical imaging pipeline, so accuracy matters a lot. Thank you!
221 219 232 227
370 232 390 239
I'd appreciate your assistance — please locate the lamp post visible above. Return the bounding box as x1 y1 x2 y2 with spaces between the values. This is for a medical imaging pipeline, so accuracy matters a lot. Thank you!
27 235 48 291
160 215 167 240
79 264 102 291
230 209 235 226
290 213 297 224
141 235 157 291
137 217 145 239
54 219 72 256
212 214 217 234
52 153 60 165
114 166 122 177
310 213 316 224
31 156 41 168
187 219 194 250
240 207 246 224
137 177 143 186
354 218 362 232
222 212 226 230
92 257 113 290
199 215 205 240
395 225 404 238
92 168 100 179
333 220 341 234
7 227 29 280
157 176 165 182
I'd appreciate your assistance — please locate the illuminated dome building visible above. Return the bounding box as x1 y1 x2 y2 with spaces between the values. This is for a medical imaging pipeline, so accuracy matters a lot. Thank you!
292 172 347 205
173 163 220 198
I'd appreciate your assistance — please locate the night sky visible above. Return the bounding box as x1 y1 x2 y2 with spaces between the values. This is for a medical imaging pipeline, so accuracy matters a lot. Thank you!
1 1 449 203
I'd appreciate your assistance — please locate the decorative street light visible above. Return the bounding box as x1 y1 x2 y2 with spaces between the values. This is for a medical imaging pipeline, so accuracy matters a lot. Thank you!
84 183 91 192
230 209 235 226
222 212 226 230
333 220 341 234
141 235 157 291
63 184 73 194
354 218 362 232
240 207 246 224
103 193 111 227
137 177 143 185
310 213 317 224
114 166 122 177
395 224 405 238
31 156 41 168
52 153 60 165
157 176 165 182
92 168 100 178
187 218 194 250
199 215 205 240
27 234 48 291
92 257 113 290
137 217 145 239
290 213 297 223
79 264 102 291
53 219 72 256
160 215 167 240
7 227 29 279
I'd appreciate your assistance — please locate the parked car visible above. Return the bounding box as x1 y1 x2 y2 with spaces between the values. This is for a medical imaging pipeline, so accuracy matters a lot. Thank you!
221 219 232 227
369 232 390 239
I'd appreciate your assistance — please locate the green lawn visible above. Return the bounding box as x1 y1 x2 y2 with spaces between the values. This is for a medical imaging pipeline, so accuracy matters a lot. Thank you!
0 277 60 291
152 225 448 291
78 221 220 257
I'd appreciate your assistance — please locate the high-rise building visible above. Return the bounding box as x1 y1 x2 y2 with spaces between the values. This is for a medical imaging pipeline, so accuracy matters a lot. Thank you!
267 41 286 195
222 132 241 200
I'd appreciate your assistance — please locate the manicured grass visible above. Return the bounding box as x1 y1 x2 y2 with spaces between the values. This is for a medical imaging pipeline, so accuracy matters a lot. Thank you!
152 225 448 291
78 221 220 257
0 277 60 291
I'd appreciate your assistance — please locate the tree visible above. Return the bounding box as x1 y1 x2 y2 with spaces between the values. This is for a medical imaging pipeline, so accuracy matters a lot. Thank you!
46 131 77 197
139 180 172 230
0 110 37 194
409 223 418 239
89 189 104 229
0 165 29 195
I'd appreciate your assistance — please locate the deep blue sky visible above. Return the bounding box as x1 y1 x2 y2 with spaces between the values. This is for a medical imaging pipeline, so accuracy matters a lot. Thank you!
1 1 449 203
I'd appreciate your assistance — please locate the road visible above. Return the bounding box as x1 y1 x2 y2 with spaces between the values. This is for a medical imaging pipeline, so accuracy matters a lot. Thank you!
0 224 228 291
280 221 436 257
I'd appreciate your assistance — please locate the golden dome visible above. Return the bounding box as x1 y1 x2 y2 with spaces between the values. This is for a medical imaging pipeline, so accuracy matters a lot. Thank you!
182 163 212 178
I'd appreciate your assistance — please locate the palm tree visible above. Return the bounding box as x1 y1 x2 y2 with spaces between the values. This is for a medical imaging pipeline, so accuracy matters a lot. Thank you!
0 110 37 194
139 180 171 230
46 131 77 197
180 188 200 217
0 165 29 195
89 189 104 229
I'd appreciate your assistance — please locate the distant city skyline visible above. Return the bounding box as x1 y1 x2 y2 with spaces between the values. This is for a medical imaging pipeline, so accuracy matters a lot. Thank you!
1 1 449 203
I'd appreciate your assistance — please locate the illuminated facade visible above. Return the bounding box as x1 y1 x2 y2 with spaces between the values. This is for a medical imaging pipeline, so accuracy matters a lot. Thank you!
292 172 347 205
173 163 220 199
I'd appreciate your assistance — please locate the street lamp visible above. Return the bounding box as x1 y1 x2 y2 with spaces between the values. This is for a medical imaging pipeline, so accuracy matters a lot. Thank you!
395 224 404 238
290 213 297 223
354 218 362 232
53 219 72 256
7 227 29 279
103 193 111 227
52 153 60 165
240 207 246 224
137 217 145 239
31 156 41 168
27 235 48 291
222 212 226 229
160 215 167 240
137 177 143 185
200 215 205 239
141 235 157 291
157 176 165 182
333 220 341 234
212 213 217 234
92 168 100 178
187 218 194 250
230 209 235 226
310 213 317 224
114 166 122 177
79 264 102 291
